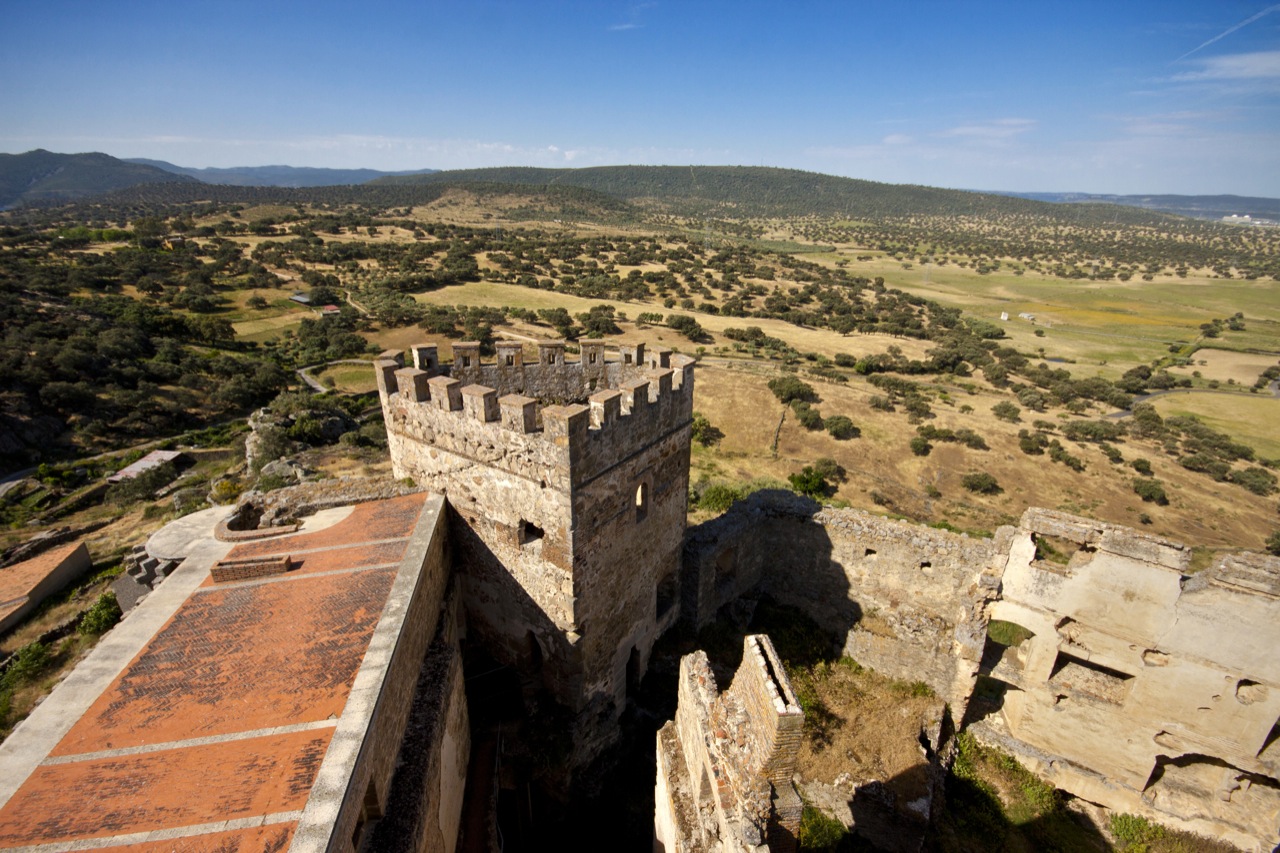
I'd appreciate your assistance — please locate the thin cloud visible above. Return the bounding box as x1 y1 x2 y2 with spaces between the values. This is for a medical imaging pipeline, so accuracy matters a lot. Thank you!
609 2 656 32
1176 4 1280 62
1171 50 1280 81
937 118 1036 140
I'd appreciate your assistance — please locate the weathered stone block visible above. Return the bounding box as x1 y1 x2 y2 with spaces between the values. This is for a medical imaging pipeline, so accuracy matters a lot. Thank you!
395 368 430 402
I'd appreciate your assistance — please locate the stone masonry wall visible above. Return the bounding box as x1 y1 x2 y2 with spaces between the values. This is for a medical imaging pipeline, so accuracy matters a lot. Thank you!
655 635 804 853
380 341 694 749
981 508 1280 851
683 491 1003 710
684 494 1280 850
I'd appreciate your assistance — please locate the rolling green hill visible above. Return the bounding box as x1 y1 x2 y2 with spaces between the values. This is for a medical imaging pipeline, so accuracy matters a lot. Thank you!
0 149 199 209
125 159 438 188
373 165 1179 224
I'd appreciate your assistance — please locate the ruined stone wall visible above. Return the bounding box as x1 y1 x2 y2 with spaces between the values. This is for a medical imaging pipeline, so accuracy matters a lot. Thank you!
682 492 1002 709
980 508 1280 851
684 495 1280 850
380 341 694 742
656 635 803 853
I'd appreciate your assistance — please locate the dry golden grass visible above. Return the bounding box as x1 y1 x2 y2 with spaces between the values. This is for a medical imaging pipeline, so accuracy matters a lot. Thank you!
313 363 379 394
690 362 1278 550
1171 348 1280 384
1150 392 1280 460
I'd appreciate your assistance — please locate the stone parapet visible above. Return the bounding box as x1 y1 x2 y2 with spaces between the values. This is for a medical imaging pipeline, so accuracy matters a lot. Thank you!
380 342 695 488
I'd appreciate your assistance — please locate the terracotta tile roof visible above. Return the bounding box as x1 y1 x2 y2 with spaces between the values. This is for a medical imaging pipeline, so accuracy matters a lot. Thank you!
0 492 429 851
0 541 83 604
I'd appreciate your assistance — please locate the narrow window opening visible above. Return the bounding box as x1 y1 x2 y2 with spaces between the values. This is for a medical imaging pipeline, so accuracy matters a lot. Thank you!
527 631 544 674
656 571 677 618
626 646 642 699
624 352 633 364
519 519 545 546
635 483 649 522
546 352 556 364
505 355 514 366
352 780 382 850
589 352 598 364
460 355 472 368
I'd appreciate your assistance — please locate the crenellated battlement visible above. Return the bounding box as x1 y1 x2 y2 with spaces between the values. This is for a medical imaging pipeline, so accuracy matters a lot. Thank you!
378 339 695 488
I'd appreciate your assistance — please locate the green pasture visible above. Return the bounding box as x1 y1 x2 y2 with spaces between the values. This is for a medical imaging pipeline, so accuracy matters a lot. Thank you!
313 363 379 394
1150 391 1280 460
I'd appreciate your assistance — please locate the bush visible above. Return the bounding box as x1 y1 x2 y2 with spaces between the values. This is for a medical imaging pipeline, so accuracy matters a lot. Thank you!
0 642 50 691
992 401 1021 422
868 395 895 412
1132 478 1168 505
962 472 1001 494
824 415 859 440
690 412 723 447
812 458 847 482
697 483 745 513
1267 531 1280 557
768 375 817 404
1110 813 1166 846
1231 466 1278 496
1131 458 1153 476
799 805 848 850
792 401 824 430
910 436 932 456
789 466 829 498
78 592 122 635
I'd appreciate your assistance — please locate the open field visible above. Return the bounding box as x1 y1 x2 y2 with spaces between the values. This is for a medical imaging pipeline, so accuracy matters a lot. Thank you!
409 281 935 362
1170 348 1280 385
1150 392 1280 460
312 363 379 394
690 362 1278 550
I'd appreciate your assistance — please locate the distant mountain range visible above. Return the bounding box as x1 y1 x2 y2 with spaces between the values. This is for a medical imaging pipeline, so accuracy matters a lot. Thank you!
124 159 437 188
0 150 198 209
2 150 1277 225
988 191 1280 222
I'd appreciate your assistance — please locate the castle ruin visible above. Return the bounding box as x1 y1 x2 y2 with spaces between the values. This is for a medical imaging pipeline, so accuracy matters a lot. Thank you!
376 339 694 758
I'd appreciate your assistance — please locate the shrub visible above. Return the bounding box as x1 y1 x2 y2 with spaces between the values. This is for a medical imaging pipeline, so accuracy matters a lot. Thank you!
1110 813 1166 846
0 642 50 691
992 401 1021 422
78 592 122 635
1132 478 1168 504
788 466 829 498
961 472 1001 494
690 412 723 447
868 395 895 412
697 483 745 513
910 436 932 456
768 375 817 404
799 805 848 850
1267 531 1280 557
1018 430 1048 455
1231 467 1278 496
812 458 846 483
1131 458 1153 476
824 415 859 440
792 401 824 430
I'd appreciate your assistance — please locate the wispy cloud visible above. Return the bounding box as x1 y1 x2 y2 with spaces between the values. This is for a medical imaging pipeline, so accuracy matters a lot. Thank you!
1175 4 1280 61
609 2 656 32
1171 50 1280 81
937 118 1036 140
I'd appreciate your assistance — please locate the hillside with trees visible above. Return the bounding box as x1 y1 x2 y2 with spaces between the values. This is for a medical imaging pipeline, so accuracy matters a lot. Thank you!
0 150 199 210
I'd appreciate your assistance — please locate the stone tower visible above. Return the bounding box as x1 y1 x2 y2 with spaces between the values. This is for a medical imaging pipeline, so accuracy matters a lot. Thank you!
377 339 694 758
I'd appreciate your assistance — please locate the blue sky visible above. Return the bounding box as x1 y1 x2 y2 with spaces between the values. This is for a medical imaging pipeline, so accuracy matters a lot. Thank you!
2 1 1278 195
